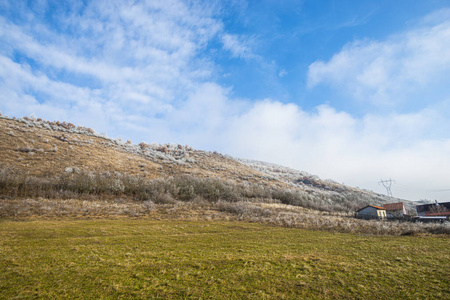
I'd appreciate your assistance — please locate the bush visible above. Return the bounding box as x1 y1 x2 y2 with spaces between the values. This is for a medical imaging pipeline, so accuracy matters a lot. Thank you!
0 166 381 214
1 166 449 235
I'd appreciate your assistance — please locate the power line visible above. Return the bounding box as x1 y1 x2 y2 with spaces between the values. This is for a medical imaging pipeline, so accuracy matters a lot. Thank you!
379 178 395 197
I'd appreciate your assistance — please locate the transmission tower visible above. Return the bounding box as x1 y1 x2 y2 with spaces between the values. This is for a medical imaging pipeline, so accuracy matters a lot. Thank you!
379 179 395 197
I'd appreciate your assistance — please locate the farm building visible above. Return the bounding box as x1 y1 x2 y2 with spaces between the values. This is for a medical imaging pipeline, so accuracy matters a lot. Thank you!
383 202 407 218
416 201 450 219
356 205 387 219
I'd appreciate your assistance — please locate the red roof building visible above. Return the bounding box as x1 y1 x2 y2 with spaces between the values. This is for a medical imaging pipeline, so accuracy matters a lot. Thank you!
383 202 407 218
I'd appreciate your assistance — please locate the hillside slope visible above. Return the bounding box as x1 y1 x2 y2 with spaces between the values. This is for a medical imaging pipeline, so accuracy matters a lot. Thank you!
0 114 407 211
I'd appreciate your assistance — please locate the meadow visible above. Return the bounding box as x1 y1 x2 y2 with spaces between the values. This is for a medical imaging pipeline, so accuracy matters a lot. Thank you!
1 219 449 299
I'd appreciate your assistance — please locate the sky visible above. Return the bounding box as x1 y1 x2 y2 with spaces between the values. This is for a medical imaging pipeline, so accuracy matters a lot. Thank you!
1 0 450 202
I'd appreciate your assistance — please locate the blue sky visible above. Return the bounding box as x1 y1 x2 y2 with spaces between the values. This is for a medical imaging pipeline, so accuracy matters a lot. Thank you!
1 0 450 201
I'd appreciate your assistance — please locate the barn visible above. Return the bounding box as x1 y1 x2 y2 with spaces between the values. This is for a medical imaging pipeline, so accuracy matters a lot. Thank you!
416 201 450 219
383 202 407 218
356 205 387 219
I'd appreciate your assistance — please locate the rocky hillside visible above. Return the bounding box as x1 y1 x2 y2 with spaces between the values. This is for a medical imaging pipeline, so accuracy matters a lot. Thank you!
0 114 409 211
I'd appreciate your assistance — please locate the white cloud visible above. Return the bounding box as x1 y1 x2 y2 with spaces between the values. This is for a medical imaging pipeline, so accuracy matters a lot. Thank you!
222 33 256 59
220 100 450 201
0 0 224 132
0 0 222 102
278 69 287 77
420 7 450 25
307 10 450 106
299 9 450 199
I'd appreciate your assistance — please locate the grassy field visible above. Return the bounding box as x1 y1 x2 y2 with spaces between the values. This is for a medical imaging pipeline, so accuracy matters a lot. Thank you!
0 219 449 299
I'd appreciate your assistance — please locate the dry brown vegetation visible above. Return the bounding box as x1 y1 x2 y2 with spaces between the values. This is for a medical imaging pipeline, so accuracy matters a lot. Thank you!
1 115 448 235
1 166 449 235
0 116 273 184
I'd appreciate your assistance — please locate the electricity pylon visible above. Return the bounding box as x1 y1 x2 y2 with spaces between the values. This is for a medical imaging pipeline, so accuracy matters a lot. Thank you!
379 179 395 197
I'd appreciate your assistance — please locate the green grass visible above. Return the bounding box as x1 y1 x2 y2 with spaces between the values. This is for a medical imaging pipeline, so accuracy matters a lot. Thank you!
0 219 449 299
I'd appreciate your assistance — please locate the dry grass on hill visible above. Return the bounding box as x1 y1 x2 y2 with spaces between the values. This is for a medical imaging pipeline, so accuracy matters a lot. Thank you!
1 115 448 236
0 117 277 186
0 118 159 177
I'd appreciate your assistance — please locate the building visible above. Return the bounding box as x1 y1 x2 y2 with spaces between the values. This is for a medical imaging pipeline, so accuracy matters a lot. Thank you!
356 205 387 219
416 201 450 219
383 202 407 218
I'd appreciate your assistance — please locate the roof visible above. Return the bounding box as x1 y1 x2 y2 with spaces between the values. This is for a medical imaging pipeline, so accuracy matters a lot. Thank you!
357 205 386 212
383 202 405 211
416 202 450 213
426 211 450 216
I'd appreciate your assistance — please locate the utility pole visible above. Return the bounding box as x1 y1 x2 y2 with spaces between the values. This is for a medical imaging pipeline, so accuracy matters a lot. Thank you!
379 179 395 197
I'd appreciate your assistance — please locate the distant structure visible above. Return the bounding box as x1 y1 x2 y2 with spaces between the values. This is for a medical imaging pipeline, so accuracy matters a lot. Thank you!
356 205 387 219
383 202 407 219
379 179 395 197
416 201 450 219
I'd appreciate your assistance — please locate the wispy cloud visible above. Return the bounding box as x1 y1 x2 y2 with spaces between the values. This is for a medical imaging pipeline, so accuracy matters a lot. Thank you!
307 9 450 108
222 33 256 59
0 0 223 131
278 69 287 77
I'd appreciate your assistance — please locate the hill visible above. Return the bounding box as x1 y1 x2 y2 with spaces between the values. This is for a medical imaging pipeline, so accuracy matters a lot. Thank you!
2 114 445 235
0 114 396 200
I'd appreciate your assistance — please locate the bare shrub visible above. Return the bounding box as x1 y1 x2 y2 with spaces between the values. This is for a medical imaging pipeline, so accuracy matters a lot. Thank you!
142 200 156 211
190 196 209 208
153 193 178 204
215 201 273 218
139 142 149 150
16 147 35 153
0 165 448 235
